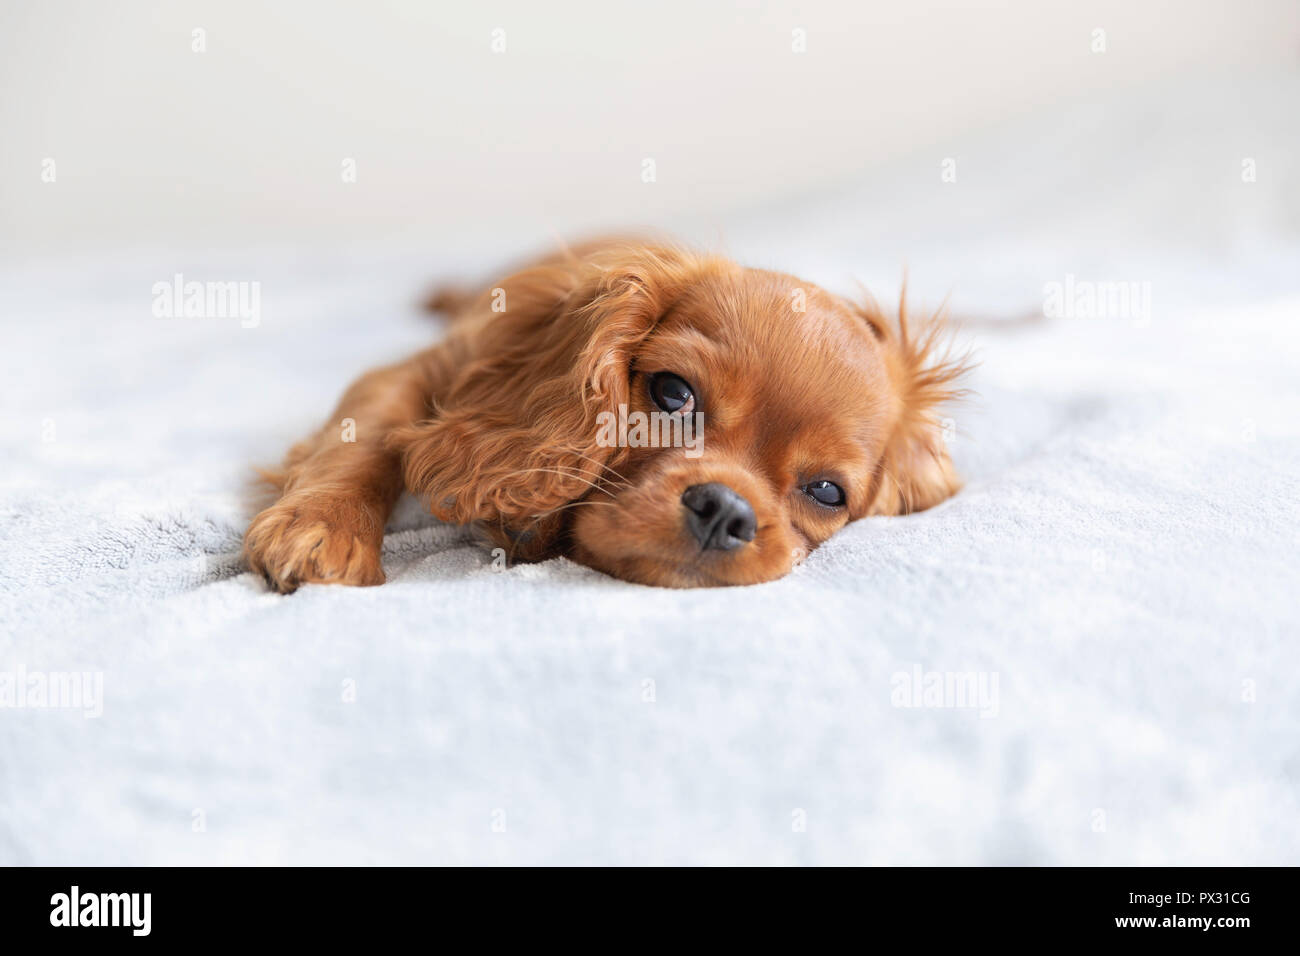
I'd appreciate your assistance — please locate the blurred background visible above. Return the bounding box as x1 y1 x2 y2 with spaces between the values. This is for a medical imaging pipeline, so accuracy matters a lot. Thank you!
3 0 1298 282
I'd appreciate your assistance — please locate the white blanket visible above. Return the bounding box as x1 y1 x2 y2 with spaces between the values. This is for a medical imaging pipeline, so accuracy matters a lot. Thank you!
2 71 1298 865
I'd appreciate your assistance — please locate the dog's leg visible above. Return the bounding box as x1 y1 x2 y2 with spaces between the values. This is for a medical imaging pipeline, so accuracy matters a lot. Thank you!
244 351 442 593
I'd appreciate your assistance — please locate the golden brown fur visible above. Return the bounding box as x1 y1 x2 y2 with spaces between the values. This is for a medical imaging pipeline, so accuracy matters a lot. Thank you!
244 239 968 591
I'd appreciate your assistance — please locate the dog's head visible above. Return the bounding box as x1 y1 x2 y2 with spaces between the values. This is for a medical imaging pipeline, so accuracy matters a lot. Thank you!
393 242 967 587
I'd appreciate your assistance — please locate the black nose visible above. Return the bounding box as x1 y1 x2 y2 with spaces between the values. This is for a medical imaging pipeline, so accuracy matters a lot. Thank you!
681 483 756 551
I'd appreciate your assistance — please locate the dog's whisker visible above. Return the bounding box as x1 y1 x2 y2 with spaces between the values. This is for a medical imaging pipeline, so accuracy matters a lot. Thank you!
499 473 627 539
504 495 624 560
497 467 620 500
559 449 634 486
880 464 914 514
526 498 622 522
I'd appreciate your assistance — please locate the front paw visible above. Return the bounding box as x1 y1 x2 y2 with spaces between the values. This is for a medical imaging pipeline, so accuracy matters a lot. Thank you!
244 497 385 594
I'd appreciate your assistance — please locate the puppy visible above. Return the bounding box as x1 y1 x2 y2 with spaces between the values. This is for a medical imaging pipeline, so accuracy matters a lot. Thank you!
244 239 967 590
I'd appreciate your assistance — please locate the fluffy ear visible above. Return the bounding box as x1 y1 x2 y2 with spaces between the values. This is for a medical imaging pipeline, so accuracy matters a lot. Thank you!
861 290 970 516
390 243 704 554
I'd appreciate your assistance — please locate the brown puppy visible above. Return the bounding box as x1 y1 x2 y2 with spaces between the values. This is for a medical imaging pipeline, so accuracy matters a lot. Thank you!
244 239 967 590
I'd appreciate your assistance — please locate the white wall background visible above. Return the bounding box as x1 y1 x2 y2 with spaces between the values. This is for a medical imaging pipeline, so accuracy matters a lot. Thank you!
2 0 1298 255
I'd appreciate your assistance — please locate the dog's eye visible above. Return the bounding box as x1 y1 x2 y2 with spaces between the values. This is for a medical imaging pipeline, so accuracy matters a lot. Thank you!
804 480 845 507
648 372 695 414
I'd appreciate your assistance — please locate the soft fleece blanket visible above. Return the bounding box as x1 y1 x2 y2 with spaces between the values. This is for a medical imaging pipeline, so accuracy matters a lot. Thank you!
2 69 1298 865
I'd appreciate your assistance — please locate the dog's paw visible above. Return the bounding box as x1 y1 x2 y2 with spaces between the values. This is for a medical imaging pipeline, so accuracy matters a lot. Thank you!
244 497 385 594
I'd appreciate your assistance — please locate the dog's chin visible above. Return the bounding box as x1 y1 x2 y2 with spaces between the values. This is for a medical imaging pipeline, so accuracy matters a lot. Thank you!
568 541 787 588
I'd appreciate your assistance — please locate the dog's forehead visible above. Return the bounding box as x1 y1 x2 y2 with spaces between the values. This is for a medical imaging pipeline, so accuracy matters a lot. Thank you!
670 268 882 386
654 267 893 446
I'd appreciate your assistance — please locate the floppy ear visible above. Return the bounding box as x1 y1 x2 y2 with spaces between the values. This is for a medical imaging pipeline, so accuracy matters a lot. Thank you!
390 243 703 554
861 291 970 515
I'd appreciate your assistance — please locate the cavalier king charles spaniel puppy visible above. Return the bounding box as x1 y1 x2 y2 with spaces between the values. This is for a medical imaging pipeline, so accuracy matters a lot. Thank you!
245 238 967 590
